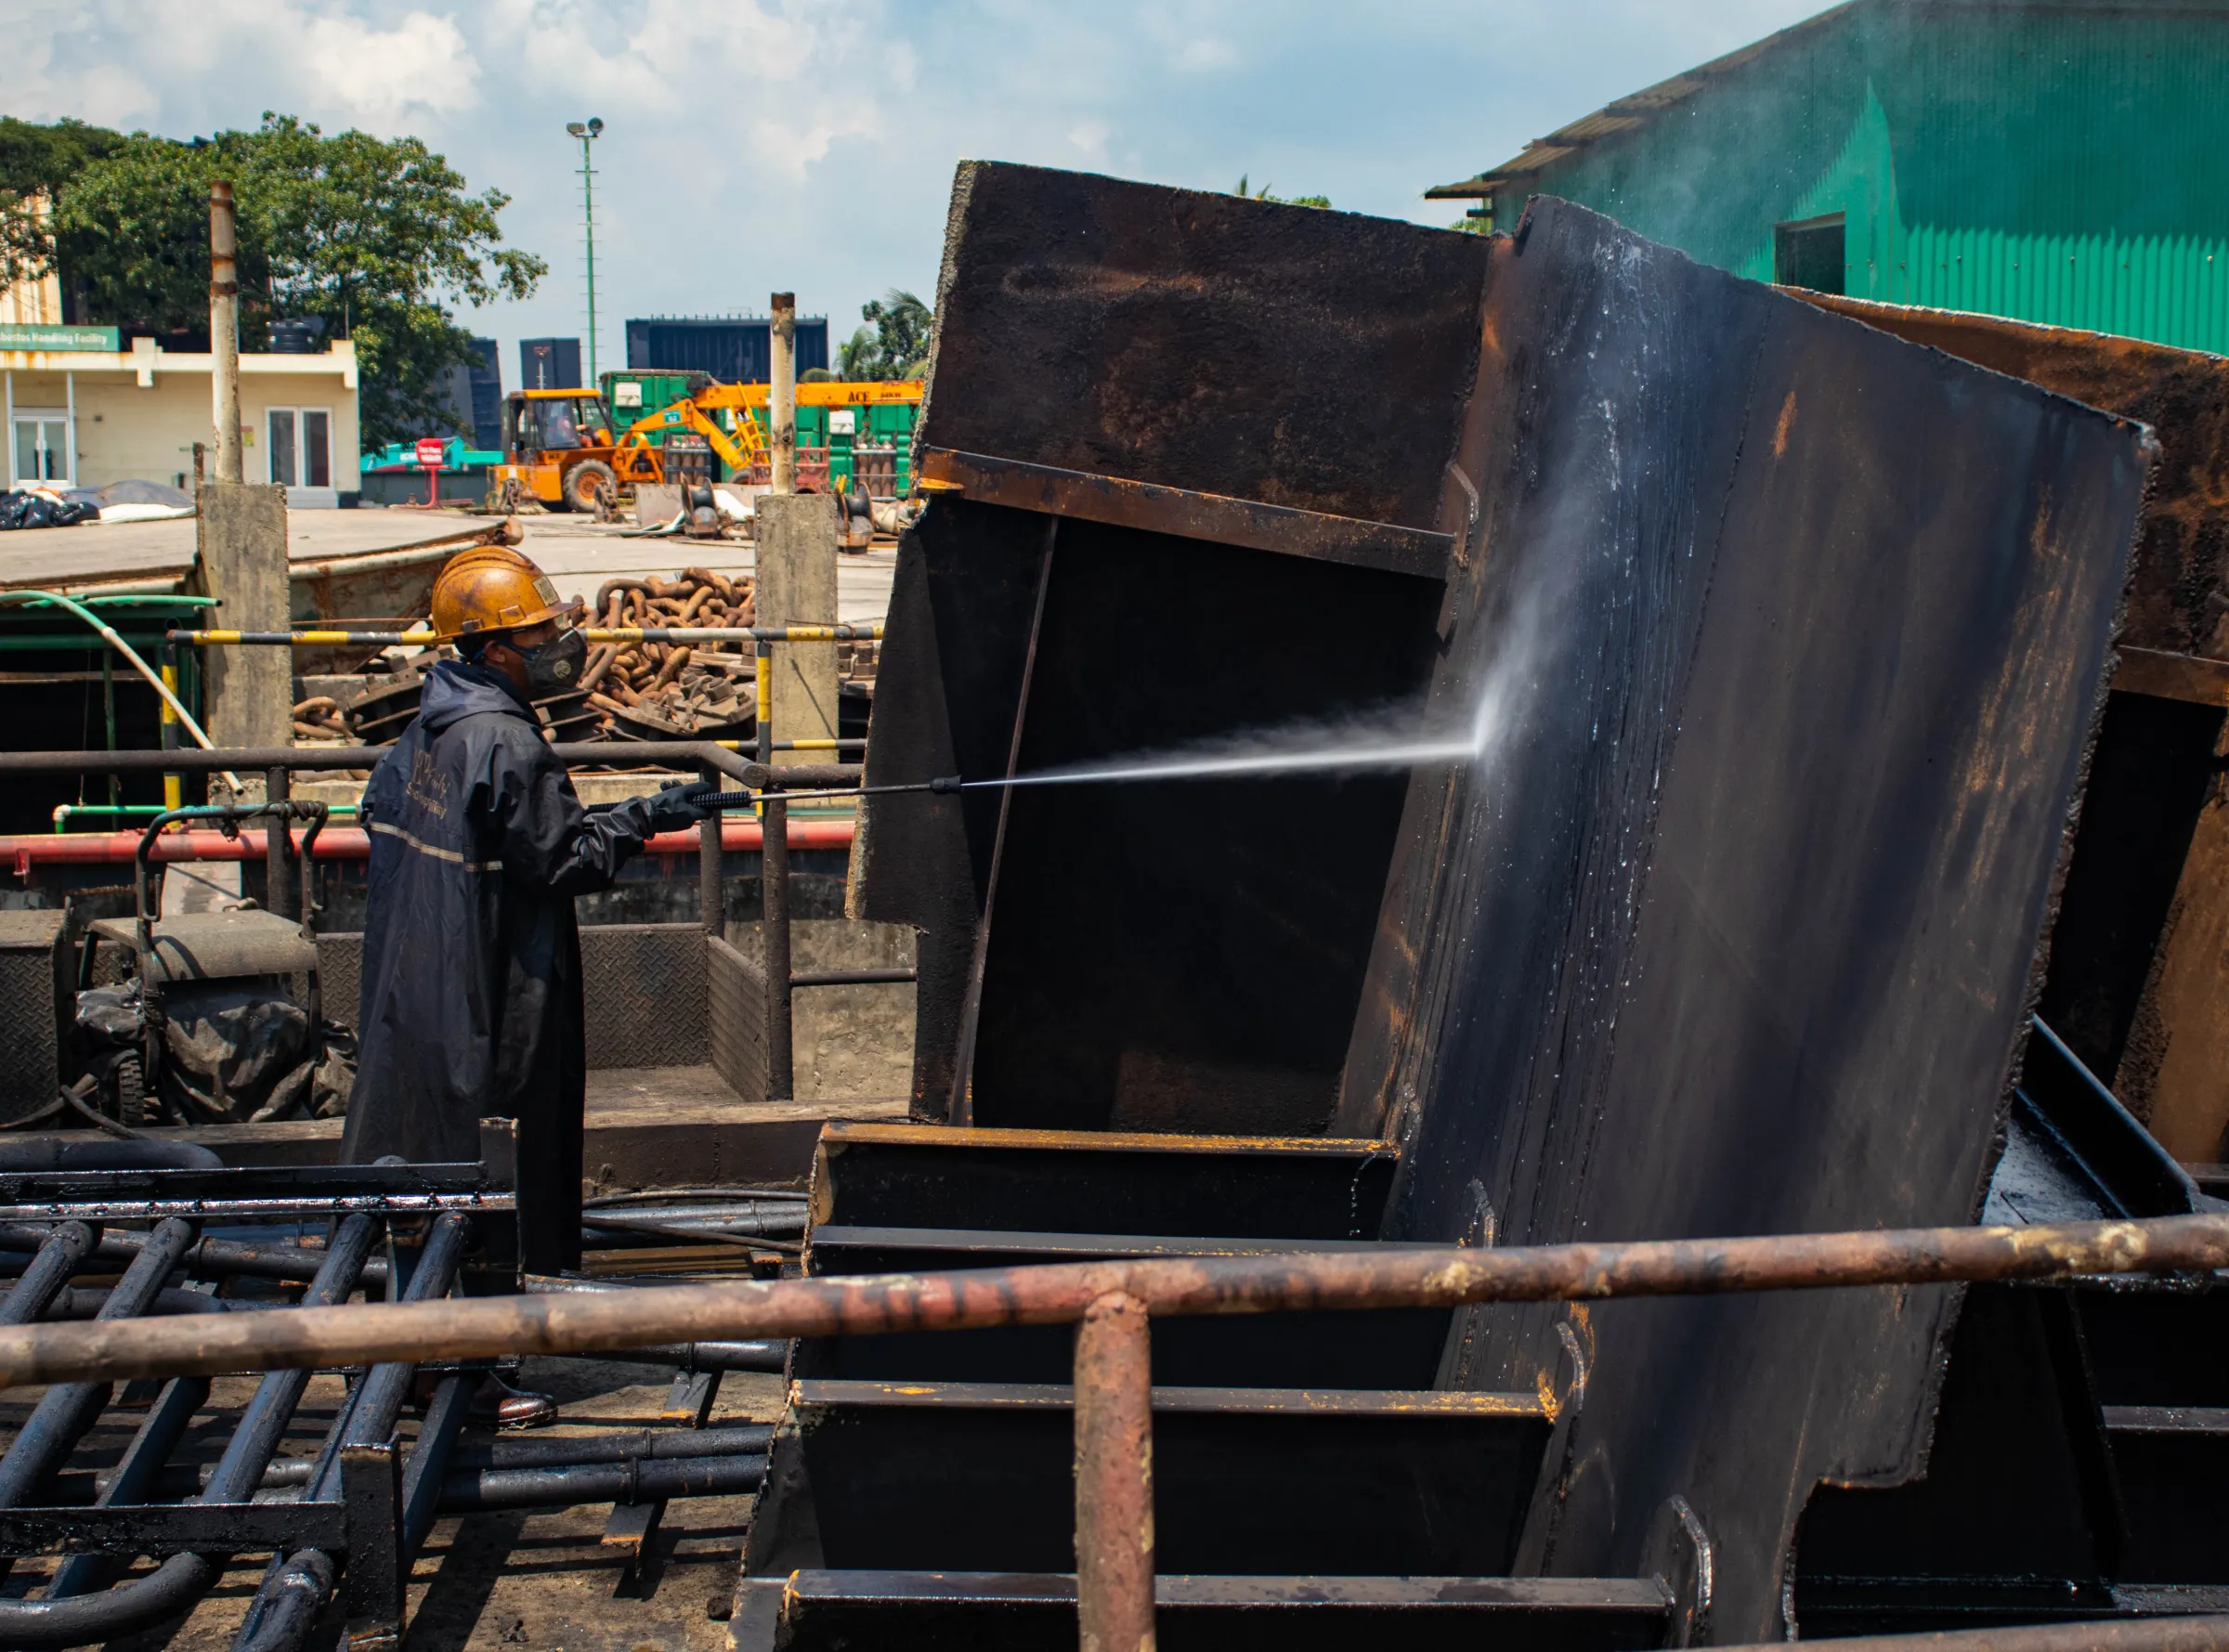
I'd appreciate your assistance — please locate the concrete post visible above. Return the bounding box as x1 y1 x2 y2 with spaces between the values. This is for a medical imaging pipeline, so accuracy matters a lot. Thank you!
209 181 242 486
753 493 841 761
769 292 796 496
191 484 291 799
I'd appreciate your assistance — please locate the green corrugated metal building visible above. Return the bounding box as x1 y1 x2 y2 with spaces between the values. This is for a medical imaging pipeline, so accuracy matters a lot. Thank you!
1427 0 2229 353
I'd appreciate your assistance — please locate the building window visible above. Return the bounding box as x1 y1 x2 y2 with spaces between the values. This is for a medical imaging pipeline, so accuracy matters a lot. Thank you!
267 407 332 488
1775 214 1846 295
11 410 71 485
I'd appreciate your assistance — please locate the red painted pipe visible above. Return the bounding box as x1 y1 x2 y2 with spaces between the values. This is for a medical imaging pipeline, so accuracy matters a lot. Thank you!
2 819 854 873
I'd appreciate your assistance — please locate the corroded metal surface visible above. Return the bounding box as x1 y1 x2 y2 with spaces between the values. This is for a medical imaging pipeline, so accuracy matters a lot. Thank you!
0 1211 2219 1389
915 448 1453 579
1792 293 2229 659
921 162 1488 529
1335 200 2152 1638
1073 1291 1154 1652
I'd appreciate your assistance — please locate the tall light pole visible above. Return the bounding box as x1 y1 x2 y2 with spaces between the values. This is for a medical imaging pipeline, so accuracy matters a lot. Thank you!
566 118 604 385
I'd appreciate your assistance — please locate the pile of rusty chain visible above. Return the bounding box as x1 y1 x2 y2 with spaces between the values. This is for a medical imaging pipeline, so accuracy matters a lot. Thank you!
291 696 350 742
580 568 759 738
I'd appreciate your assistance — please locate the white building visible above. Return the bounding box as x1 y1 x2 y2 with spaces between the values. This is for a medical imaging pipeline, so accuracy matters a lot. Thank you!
0 265 362 507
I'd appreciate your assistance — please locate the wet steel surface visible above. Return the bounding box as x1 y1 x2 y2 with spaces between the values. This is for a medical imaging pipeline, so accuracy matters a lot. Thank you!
1792 290 2229 1165
1336 198 2152 1638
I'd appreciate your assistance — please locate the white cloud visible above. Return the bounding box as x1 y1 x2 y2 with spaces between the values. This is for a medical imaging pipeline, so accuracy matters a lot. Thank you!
0 0 1845 387
1175 36 1239 72
295 10 480 123
1068 120 1111 162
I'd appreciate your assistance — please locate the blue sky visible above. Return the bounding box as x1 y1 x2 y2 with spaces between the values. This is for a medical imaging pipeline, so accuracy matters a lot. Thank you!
7 0 1834 384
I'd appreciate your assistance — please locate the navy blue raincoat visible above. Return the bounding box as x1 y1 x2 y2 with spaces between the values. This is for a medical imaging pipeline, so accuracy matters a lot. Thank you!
342 660 662 1268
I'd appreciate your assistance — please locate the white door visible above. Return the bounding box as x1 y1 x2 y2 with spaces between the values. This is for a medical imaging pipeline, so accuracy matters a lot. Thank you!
12 412 70 485
267 408 332 489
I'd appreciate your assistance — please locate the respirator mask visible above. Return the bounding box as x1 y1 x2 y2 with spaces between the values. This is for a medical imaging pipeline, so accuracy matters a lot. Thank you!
515 622 588 697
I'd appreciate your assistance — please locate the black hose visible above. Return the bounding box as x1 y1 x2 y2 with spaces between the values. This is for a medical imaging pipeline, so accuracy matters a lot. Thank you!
447 1424 773 1472
231 1550 333 1652
0 1285 230 1320
0 1134 217 1171
436 1451 764 1513
44 1375 209 1600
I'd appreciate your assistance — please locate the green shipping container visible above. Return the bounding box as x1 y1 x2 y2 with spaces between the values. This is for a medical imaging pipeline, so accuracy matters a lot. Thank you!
601 371 697 433
1429 0 2229 355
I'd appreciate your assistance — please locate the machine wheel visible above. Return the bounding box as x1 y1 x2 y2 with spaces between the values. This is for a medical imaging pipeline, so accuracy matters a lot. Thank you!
564 461 617 515
113 1054 148 1128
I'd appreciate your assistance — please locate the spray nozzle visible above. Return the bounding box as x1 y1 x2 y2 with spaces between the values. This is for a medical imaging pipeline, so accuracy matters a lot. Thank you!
929 774 964 794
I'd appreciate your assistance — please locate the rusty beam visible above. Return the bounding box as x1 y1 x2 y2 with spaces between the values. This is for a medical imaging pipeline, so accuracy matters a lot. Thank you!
2112 646 2229 708
916 448 1452 580
0 1214 2220 1391
1074 1290 1154 1652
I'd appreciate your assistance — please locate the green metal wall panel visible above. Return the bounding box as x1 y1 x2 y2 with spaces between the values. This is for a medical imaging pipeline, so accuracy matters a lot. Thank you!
1514 1 2229 354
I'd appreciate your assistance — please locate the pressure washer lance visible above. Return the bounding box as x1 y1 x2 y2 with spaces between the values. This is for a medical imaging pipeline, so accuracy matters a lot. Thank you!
686 775 969 811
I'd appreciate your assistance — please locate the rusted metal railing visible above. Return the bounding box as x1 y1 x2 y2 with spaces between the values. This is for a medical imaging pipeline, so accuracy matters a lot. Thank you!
0 1213 2221 1648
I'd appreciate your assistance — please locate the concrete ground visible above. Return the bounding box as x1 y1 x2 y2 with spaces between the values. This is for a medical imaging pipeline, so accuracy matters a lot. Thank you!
0 506 894 628
0 1359 784 1651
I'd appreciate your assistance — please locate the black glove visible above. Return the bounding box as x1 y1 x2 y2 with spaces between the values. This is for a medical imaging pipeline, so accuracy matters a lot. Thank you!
637 778 719 835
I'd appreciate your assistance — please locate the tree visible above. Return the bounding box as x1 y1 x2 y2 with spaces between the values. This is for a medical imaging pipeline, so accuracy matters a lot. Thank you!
0 117 128 307
1234 175 1330 209
2 114 543 449
838 289 933 381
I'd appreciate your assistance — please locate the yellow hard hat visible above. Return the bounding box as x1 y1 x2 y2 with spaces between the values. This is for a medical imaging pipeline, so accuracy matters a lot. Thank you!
430 547 576 644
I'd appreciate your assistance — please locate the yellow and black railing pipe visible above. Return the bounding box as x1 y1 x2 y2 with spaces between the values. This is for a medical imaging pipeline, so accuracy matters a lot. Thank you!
167 625 883 647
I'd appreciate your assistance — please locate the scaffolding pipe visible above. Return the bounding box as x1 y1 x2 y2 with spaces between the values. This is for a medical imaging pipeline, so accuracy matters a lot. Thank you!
168 624 882 646
0 1213 2221 1390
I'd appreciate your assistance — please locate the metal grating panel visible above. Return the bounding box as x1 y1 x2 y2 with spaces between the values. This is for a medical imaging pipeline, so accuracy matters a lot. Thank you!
582 924 709 1071
317 933 363 1031
708 934 767 1103
319 927 710 1071
0 911 66 1124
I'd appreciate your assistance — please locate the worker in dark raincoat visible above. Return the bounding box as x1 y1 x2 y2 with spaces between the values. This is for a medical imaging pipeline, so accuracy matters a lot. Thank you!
343 548 715 1285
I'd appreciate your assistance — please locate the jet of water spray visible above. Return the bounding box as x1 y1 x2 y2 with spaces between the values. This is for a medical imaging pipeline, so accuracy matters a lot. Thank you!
958 575 1550 794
